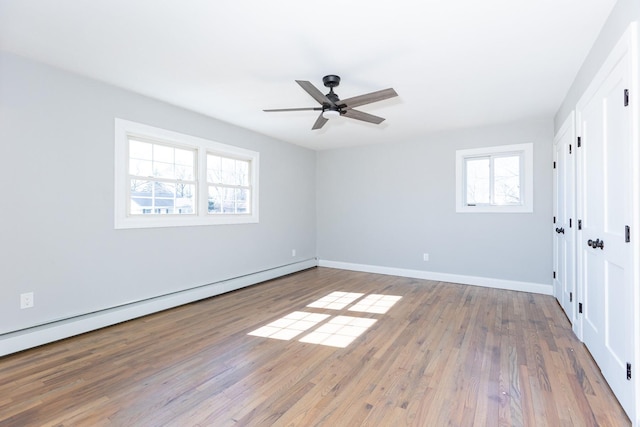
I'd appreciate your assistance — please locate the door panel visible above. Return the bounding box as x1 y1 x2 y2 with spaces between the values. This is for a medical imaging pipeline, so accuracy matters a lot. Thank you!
576 34 634 416
553 113 575 323
582 249 603 341
606 261 629 367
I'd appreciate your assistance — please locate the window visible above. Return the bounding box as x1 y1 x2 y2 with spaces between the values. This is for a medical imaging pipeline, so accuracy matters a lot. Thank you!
128 138 197 216
207 154 251 214
455 143 533 213
115 119 259 228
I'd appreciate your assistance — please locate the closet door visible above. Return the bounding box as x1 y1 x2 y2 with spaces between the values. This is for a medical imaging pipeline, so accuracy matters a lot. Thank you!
553 113 575 325
576 25 635 418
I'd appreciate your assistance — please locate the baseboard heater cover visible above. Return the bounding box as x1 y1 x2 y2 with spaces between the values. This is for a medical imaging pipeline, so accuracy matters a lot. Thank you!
0 259 317 357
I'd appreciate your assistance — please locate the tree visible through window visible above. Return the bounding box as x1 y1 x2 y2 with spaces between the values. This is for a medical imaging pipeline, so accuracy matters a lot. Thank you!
465 154 521 206
115 118 259 228
207 154 251 214
456 143 533 213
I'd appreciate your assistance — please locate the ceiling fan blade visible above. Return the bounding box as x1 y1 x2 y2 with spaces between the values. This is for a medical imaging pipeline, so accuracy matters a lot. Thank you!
342 109 385 125
312 113 329 130
296 80 336 107
263 107 322 112
339 88 398 109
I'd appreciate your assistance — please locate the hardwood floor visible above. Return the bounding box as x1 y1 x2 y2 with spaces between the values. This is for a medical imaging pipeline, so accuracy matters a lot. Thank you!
0 267 630 426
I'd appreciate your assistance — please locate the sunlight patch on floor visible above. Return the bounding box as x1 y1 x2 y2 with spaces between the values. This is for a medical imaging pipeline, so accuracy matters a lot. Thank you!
348 294 402 314
306 291 364 310
299 316 378 348
248 291 403 348
247 311 330 340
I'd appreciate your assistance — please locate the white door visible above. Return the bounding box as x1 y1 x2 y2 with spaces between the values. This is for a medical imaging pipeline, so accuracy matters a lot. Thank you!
576 27 635 417
553 113 575 325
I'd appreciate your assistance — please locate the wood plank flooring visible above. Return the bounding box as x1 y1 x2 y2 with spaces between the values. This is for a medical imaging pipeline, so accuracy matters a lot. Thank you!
0 267 630 426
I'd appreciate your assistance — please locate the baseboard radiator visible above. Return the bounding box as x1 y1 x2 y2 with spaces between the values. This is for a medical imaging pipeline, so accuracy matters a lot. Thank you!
0 259 317 357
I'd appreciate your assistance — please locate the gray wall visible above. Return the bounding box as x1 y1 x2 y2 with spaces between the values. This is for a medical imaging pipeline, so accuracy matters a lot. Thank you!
317 119 553 285
0 52 316 335
555 0 640 131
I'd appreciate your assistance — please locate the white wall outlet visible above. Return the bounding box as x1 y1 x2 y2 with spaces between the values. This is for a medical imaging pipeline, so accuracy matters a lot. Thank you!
20 292 34 309
423 253 429 261
292 249 296 257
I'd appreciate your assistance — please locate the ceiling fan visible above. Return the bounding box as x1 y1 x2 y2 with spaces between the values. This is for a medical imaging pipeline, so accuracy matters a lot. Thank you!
264 75 398 130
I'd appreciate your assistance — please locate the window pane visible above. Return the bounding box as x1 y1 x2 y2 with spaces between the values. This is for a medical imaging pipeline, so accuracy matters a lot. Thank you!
128 139 195 182
175 184 195 214
129 158 153 176
154 144 174 163
208 186 250 214
129 180 194 215
154 161 175 179
174 147 194 167
494 155 521 205
129 139 152 161
236 188 249 213
222 187 236 213
207 154 250 186
207 154 222 184
130 179 152 215
221 157 235 174
465 158 490 205
174 165 194 181
237 161 249 186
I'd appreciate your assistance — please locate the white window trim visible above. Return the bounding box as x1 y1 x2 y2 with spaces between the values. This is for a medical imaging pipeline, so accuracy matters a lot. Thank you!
115 118 259 229
455 143 533 213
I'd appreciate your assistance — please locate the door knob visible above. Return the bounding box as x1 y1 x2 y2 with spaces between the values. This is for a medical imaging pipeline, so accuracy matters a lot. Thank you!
588 238 604 249
555 227 565 234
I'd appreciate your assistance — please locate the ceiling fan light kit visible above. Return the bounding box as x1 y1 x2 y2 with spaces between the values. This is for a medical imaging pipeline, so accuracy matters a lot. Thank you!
264 75 398 130
322 109 340 119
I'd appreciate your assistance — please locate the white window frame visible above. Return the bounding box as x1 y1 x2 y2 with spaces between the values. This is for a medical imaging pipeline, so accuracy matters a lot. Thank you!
115 118 259 229
455 143 533 213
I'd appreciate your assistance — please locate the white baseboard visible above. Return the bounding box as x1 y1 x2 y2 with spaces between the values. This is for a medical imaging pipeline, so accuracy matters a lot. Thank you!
0 259 317 357
318 260 553 295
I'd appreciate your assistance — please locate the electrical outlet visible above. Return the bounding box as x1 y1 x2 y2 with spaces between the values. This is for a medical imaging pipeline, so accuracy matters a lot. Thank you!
20 292 34 309
292 249 296 257
423 253 429 261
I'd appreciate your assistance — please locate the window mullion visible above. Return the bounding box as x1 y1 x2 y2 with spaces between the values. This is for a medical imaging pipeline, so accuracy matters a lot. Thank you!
489 156 495 206
129 175 196 185
151 176 156 212
519 152 525 205
199 148 207 217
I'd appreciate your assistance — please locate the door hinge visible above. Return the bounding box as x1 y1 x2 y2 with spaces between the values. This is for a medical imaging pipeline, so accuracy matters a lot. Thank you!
579 303 583 313
570 292 573 302
553 161 556 169
569 144 572 154
569 218 572 228
553 271 556 279
625 225 631 243
627 363 632 380
578 219 582 230
553 216 556 224
624 89 629 107
577 136 582 147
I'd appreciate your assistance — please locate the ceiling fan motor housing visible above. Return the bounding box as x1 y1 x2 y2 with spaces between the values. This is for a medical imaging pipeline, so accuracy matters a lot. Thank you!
322 75 342 110
322 75 341 88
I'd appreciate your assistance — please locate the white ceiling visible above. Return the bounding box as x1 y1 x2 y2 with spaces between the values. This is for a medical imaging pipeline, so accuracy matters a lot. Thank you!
0 0 617 150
